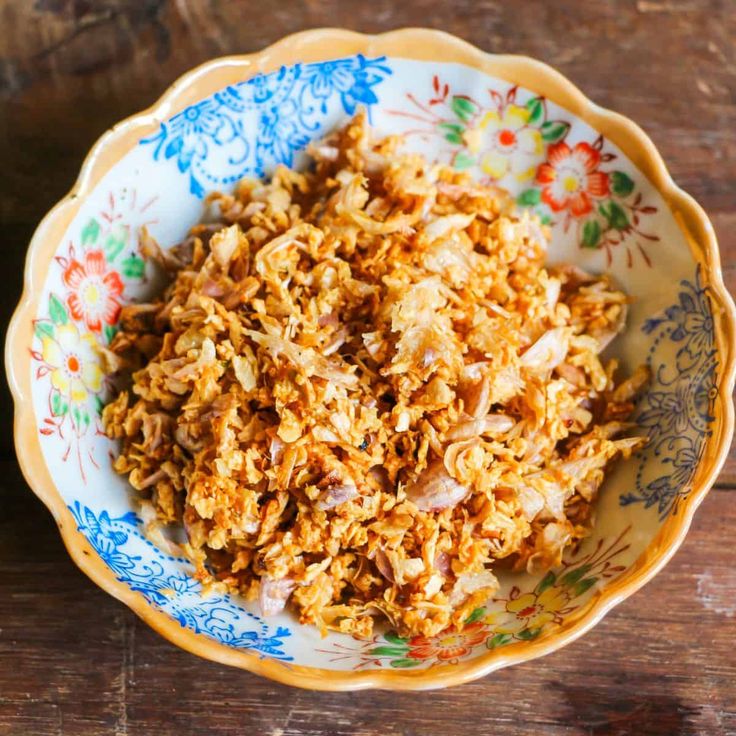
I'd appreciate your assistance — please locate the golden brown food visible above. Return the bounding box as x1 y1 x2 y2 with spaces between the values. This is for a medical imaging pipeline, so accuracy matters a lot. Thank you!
103 113 647 638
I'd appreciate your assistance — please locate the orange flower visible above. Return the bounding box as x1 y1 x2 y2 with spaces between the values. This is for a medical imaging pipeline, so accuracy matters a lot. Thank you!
407 622 488 661
536 142 609 216
63 250 123 332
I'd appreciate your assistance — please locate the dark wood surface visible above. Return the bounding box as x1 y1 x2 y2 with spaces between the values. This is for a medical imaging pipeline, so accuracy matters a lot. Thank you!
1 2 734 734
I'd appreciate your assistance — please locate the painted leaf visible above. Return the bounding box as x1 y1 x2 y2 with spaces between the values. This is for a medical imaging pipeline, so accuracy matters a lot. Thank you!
370 646 409 657
487 633 512 649
49 294 68 326
383 631 407 646
516 627 541 641
611 171 635 197
540 120 570 143
438 122 465 145
81 218 101 245
121 255 145 279
525 96 544 125
389 658 421 668
93 394 104 416
451 96 478 122
536 570 556 594
582 219 601 248
561 564 592 587
105 231 127 262
600 201 629 230
34 321 54 340
465 607 487 624
518 188 541 206
574 577 598 596
103 323 118 344
50 391 68 417
454 151 475 170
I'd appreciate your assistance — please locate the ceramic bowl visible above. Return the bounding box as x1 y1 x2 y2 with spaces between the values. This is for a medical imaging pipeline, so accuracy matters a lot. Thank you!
6 28 735 690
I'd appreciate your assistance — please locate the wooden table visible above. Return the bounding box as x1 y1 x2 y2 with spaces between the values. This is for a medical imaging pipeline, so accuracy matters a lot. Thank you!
1 2 735 734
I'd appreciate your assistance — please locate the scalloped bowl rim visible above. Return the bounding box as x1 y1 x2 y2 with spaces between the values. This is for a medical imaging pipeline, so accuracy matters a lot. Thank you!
6 27 735 690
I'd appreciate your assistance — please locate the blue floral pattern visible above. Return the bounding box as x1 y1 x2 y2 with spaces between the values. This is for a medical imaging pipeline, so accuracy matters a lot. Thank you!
141 55 392 197
69 501 292 660
621 266 718 518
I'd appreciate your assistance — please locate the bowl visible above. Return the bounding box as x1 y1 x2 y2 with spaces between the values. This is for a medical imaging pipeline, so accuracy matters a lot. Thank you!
6 28 735 690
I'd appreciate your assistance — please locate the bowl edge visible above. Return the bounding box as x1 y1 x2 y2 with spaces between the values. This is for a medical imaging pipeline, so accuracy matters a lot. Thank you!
6 26 735 691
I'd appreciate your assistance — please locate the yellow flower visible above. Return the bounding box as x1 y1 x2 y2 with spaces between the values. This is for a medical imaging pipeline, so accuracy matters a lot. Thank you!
463 104 543 182
506 586 568 629
41 322 103 404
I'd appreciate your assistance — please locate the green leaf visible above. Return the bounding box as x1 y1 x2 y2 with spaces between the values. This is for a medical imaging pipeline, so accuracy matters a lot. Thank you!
536 570 557 594
525 96 544 125
93 394 104 416
487 633 512 649
600 200 629 230
82 410 91 428
370 646 409 657
516 627 542 641
103 323 118 344
104 228 127 262
582 220 601 248
561 564 592 587
34 322 54 340
517 188 541 206
383 630 407 646
121 255 145 279
50 391 68 417
540 120 570 143
611 170 635 197
540 214 553 225
438 122 465 144
81 218 101 245
72 405 81 427
438 122 464 135
465 607 486 624
451 96 478 122
49 294 68 325
453 151 475 170
389 658 421 668
574 577 598 597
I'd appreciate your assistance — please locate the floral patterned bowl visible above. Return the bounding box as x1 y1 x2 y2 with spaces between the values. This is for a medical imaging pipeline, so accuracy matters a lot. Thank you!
6 28 735 690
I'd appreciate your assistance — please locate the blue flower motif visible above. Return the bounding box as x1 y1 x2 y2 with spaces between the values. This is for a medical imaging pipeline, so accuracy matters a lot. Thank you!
621 442 701 517
257 99 311 168
68 502 292 660
637 385 690 437
644 269 714 360
166 573 199 595
302 55 391 114
623 265 718 519
140 55 392 198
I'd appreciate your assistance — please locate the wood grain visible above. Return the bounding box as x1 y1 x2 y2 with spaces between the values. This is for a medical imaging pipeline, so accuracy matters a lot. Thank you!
1 1 735 734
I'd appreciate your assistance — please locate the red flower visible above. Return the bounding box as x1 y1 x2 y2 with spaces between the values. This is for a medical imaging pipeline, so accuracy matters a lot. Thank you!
63 250 124 332
406 622 488 662
536 142 610 216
